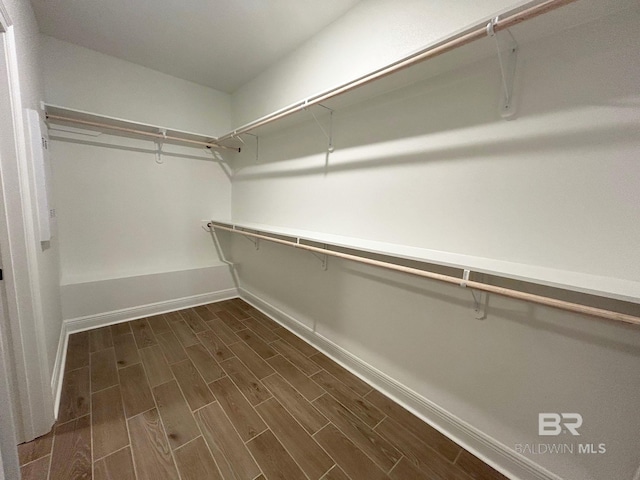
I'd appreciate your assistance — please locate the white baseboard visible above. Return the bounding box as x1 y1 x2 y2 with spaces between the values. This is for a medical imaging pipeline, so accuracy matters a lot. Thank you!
63 289 238 334
51 288 238 418
239 288 562 480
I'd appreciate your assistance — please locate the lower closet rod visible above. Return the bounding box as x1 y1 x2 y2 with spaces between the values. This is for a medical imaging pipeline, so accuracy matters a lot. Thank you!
210 224 640 327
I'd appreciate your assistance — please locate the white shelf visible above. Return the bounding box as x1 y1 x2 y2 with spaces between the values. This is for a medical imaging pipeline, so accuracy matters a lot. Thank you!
211 219 640 304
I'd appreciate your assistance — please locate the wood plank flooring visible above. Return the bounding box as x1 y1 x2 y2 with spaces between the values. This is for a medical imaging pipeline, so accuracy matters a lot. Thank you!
18 299 509 480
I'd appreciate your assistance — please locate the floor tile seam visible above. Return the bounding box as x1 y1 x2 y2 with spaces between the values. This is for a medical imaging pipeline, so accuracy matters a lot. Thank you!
453 447 463 464
371 408 465 471
268 354 331 403
63 364 90 375
197 331 240 363
18 452 51 470
315 407 398 475
131 348 181 479
44 452 53 480
91 443 130 465
309 375 384 430
195 388 267 480
310 368 380 410
215 361 274 412
92 366 131 478
260 374 331 435
90 381 120 396
311 423 354 479
252 397 335 480
387 454 406 476
188 418 226 480
244 425 318 480
225 340 279 380
235 335 273 361
266 339 323 376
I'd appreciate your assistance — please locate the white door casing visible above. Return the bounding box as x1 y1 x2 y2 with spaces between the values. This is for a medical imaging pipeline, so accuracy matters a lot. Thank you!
0 0 55 448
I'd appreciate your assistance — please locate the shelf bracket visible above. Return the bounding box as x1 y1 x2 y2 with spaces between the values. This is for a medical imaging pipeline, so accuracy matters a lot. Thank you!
460 269 487 320
297 239 328 270
243 233 260 250
487 17 519 119
311 252 328 270
306 104 335 153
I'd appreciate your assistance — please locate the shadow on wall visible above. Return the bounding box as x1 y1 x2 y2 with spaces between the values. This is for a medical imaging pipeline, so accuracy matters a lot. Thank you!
325 259 640 472
49 133 235 181
231 10 640 179
232 62 639 180
347 265 640 357
232 119 639 181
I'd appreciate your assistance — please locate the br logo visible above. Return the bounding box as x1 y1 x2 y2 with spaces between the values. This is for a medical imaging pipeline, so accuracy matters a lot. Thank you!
538 413 583 436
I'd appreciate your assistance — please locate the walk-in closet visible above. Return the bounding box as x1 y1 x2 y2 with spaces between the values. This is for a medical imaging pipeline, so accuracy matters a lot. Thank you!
0 0 638 479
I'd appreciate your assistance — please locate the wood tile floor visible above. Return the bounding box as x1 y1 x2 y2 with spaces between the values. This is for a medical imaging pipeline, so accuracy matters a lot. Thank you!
18 299 508 480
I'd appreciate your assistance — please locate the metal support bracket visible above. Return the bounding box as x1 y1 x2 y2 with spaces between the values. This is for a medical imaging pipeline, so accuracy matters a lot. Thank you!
471 291 488 320
306 104 335 153
311 249 328 271
460 269 487 319
487 17 519 119
297 239 328 270
243 234 260 250
310 252 328 270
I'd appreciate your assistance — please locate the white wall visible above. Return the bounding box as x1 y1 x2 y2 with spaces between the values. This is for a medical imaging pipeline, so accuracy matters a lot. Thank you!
51 135 231 285
42 36 231 136
43 37 236 321
228 3 640 480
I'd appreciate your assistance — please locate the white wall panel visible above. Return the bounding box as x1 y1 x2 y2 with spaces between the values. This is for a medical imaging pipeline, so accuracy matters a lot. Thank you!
42 36 231 136
44 38 235 319
52 136 231 285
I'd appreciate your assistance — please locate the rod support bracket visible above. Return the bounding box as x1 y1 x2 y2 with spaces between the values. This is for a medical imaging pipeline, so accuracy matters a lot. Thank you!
461 269 487 319
486 16 498 37
460 269 470 288
488 21 519 119
472 291 488 320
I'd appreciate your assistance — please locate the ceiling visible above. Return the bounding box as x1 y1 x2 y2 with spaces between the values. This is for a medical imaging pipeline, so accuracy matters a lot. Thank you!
30 0 362 93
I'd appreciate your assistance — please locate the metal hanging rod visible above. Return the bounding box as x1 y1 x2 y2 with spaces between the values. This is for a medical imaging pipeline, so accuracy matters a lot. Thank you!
218 0 577 143
209 223 640 327
45 113 240 152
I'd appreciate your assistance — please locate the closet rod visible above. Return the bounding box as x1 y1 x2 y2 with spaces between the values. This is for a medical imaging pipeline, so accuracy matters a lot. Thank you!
45 114 240 152
218 0 576 142
209 223 640 327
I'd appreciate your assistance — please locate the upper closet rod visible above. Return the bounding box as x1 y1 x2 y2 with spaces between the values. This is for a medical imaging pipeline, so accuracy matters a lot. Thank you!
45 114 240 152
218 0 576 142
209 223 640 327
